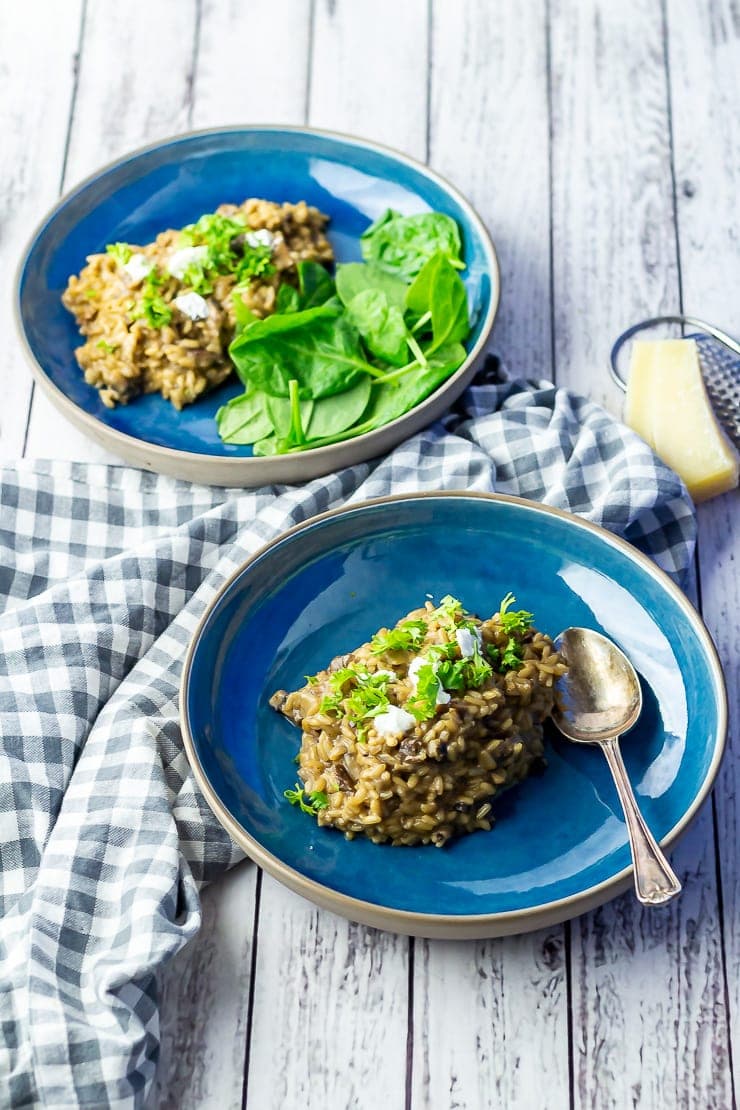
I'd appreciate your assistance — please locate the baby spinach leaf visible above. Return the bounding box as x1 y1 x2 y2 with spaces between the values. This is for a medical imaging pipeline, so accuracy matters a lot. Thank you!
361 209 464 278
335 262 408 310
346 289 409 366
305 377 372 438
405 252 469 353
216 389 273 444
266 391 315 439
288 342 466 451
295 260 336 309
276 283 300 313
232 293 260 334
252 434 278 456
230 307 381 399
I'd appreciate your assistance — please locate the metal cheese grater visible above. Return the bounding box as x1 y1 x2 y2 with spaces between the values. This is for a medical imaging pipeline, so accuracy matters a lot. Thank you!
610 315 740 449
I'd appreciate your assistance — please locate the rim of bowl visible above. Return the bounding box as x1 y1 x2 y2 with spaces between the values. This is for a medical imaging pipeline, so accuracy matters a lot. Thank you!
14 125 501 471
179 490 728 935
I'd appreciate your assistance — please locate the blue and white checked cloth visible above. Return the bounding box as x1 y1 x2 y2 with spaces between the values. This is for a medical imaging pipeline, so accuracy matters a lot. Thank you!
0 366 696 1107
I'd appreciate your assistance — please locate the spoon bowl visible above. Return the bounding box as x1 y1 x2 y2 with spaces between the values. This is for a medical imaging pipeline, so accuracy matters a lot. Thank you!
554 627 642 742
553 627 682 907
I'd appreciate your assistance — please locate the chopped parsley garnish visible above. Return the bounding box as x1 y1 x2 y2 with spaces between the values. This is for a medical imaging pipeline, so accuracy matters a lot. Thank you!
181 261 214 296
84 288 99 300
129 268 172 328
497 592 534 635
284 784 329 814
318 667 395 740
107 242 133 264
179 211 275 288
485 593 533 673
96 339 118 354
433 594 464 622
370 618 427 655
406 661 445 720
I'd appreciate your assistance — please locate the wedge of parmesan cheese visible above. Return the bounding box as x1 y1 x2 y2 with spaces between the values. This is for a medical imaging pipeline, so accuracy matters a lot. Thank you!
625 338 739 502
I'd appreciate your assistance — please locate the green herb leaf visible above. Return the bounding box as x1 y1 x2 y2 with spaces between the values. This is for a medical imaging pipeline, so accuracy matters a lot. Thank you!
497 592 534 634
406 661 444 721
361 209 464 278
106 242 133 264
181 261 214 296
129 269 172 328
284 784 329 814
96 339 118 354
180 211 275 285
371 618 427 655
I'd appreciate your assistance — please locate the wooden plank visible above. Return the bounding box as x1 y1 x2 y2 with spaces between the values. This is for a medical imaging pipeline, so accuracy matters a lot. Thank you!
23 0 199 463
246 876 409 1110
549 0 681 410
549 3 733 1106
309 0 429 157
411 6 570 1108
666 0 740 1094
152 864 258 1110
428 0 553 379
0 1 82 460
194 0 310 127
414 930 569 1110
244 5 426 1105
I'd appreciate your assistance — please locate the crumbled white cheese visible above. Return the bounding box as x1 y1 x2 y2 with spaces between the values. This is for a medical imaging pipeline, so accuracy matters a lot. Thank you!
173 292 210 321
245 228 275 249
122 254 153 285
373 705 417 738
408 655 451 705
456 627 482 658
167 245 210 279
372 669 396 681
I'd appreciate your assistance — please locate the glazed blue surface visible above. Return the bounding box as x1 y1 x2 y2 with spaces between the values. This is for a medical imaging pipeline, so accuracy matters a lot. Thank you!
18 129 494 457
184 496 724 919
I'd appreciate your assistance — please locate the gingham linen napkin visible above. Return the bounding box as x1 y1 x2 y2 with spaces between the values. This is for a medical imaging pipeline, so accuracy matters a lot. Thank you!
0 364 696 1108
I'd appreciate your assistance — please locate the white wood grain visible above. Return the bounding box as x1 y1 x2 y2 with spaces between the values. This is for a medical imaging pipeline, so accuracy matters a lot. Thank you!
309 0 429 157
666 0 740 1083
23 0 199 463
414 930 569 1110
245 6 427 1105
550 3 733 1107
0 1 82 460
428 0 553 379
549 0 681 408
246 876 409 1110
152 864 258 1110
194 0 311 127
410 6 570 1108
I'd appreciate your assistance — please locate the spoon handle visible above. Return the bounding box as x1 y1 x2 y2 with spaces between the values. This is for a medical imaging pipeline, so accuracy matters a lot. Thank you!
601 736 682 906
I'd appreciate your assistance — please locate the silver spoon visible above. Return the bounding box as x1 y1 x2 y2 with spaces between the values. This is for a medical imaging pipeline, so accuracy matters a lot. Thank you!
552 627 682 907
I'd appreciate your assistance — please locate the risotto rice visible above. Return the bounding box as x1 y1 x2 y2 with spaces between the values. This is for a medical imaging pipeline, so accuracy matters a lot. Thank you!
271 595 567 847
62 198 333 409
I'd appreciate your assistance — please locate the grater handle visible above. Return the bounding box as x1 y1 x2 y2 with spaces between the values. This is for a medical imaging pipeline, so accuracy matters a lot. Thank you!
609 314 740 391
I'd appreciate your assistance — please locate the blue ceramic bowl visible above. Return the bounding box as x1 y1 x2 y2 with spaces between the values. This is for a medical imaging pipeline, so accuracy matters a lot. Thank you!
16 127 499 486
181 493 727 938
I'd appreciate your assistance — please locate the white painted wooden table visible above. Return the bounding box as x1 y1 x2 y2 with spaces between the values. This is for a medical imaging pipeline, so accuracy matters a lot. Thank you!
2 3 738 1107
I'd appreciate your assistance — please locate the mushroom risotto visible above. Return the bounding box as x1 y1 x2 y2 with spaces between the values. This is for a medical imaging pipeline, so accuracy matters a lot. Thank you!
62 198 333 410
270 594 567 847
